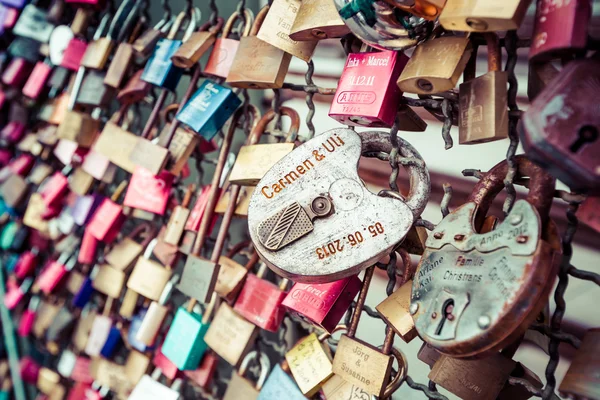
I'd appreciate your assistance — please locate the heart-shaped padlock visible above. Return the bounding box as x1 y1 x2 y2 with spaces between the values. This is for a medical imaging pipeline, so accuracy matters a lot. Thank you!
248 128 430 283
411 156 562 358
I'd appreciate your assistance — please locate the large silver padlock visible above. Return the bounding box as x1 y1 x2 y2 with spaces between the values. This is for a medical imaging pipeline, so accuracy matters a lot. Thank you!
248 128 430 283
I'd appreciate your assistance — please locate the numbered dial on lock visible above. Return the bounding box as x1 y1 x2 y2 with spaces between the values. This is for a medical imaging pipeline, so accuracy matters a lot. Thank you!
248 128 429 283
411 200 553 358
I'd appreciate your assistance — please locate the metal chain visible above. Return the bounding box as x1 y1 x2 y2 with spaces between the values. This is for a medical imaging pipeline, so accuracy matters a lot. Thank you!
304 60 316 139
208 0 218 25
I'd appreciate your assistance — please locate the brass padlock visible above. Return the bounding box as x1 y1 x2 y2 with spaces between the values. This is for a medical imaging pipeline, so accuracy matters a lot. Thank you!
439 0 532 32
289 0 350 41
256 0 317 62
459 33 508 145
171 17 224 69
228 108 299 186
164 184 195 245
92 264 126 299
215 246 258 303
105 223 155 271
204 302 258 366
397 36 472 94
93 108 142 173
68 167 94 196
376 279 418 343
223 351 270 400
227 5 292 89
56 111 100 148
127 239 173 301
158 122 199 175
215 184 255 217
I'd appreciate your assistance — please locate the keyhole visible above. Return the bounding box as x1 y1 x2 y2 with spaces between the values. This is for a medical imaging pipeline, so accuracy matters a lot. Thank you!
569 125 599 153
434 299 454 336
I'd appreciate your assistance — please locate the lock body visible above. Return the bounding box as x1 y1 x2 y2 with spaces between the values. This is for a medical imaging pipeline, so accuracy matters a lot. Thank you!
61 38 88 71
289 0 349 41
376 280 418 342
228 143 295 186
141 39 184 91
439 0 532 31
258 364 305 400
172 31 216 69
330 51 409 127
76 70 115 108
104 43 134 88
162 307 209 370
520 59 600 194
2 58 33 87
184 352 219 389
87 199 125 243
559 328 600 399
80 37 113 69
22 62 52 99
176 80 241 140
118 70 152 105
285 332 333 396
233 274 287 332
13 5 54 42
204 38 240 78
529 0 591 61
398 36 471 94
93 122 140 173
282 276 361 333
123 168 173 215
56 112 100 148
383 0 446 20
127 258 172 301
411 200 559 358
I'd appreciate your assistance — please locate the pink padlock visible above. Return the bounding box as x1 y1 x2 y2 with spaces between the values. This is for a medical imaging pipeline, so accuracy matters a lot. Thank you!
123 167 174 215
60 38 88 71
18 296 40 337
20 357 41 384
35 253 77 295
4 277 32 309
78 228 98 265
153 346 181 380
22 61 53 100
0 121 25 144
14 249 38 279
1 58 33 87
0 149 12 167
40 170 70 207
86 198 125 243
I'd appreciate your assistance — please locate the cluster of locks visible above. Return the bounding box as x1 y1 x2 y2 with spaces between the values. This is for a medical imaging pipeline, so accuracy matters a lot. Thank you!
0 0 597 399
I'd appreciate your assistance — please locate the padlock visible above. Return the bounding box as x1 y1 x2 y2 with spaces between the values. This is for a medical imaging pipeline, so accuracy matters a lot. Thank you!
158 123 199 175
329 49 409 128
459 33 508 144
171 17 224 69
285 329 337 396
520 58 600 194
321 373 376 400
153 226 180 267
289 0 349 41
104 223 154 270
48 25 74 66
128 373 182 400
15 248 39 279
163 184 194 245
333 267 402 397
2 57 34 87
429 353 516 400
256 0 317 62
124 351 150 386
177 254 220 304
215 184 255 217
204 10 253 78
227 5 292 89
439 0 532 32
258 363 305 400
71 193 104 226
382 0 446 20
92 264 125 299
529 0 591 61
86 181 128 243
215 244 257 302
117 70 152 105
45 306 77 351
176 80 241 141
223 351 270 400
75 70 116 108
376 279 418 343
123 167 173 215
141 11 196 90
0 121 25 145
247 128 430 283
4 278 32 309
233 263 289 332
13 4 54 43
135 274 178 346
23 194 49 235
527 62 559 102
133 16 173 57
411 156 561 358
84 298 114 357
152 346 180 380
104 41 135 89
498 363 543 400
228 108 299 185
204 302 258 366
60 37 88 71
184 351 219 389
22 60 52 100
92 110 142 173
68 168 94 196
81 150 117 183
0 174 28 208
127 239 172 301
56 110 100 148
34 252 77 295
78 11 118 70
39 169 70 207
161 299 213 371
37 367 60 395
559 328 600 399
282 275 361 333
398 36 472 94
8 37 41 63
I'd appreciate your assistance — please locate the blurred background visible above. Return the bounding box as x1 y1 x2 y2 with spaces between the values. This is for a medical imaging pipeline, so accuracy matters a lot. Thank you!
144 0 600 398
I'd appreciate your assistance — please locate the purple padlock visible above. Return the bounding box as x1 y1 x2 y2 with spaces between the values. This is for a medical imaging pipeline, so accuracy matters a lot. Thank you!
0 0 25 11
71 194 105 226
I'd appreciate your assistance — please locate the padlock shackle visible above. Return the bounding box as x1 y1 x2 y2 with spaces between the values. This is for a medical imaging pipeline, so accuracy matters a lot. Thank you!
348 266 375 338
125 222 157 248
238 350 270 391
359 131 431 219
248 107 300 145
464 33 501 82
382 347 408 399
167 12 187 40
250 5 269 37
198 16 224 35
467 155 555 230
222 9 254 38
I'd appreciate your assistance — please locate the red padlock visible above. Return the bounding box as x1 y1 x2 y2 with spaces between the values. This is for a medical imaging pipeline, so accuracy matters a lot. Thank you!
123 167 174 215
18 296 40 337
22 61 52 100
34 252 77 295
53 140 79 166
14 248 39 279
20 357 41 384
86 182 127 243
233 263 288 332
60 38 88 71
1 58 33 87
0 149 11 167
71 356 94 384
3 7 18 29
40 170 70 207
184 351 219 389
577 196 600 234
198 137 218 154
0 91 5 109
153 346 181 380
0 154 34 182
179 185 219 254
282 276 362 333
78 228 99 265
529 0 592 61
0 121 25 145
329 50 409 127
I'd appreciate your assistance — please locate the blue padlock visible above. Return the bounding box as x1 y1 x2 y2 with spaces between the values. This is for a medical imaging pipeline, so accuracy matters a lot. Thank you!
4 253 19 272
161 304 211 370
141 11 198 91
258 364 305 400
176 80 241 140
72 275 94 309
100 325 124 358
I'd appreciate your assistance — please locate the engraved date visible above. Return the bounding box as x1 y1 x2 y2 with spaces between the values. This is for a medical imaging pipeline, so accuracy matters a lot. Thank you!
315 223 385 259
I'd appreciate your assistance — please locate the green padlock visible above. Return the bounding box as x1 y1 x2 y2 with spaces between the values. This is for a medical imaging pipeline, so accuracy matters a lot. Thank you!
0 220 18 251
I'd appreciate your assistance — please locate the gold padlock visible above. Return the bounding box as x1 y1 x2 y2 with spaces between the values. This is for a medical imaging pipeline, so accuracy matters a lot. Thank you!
397 36 472 94
376 279 418 343
227 5 292 89
289 0 349 41
439 0 532 32
459 33 508 145
56 111 100 148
